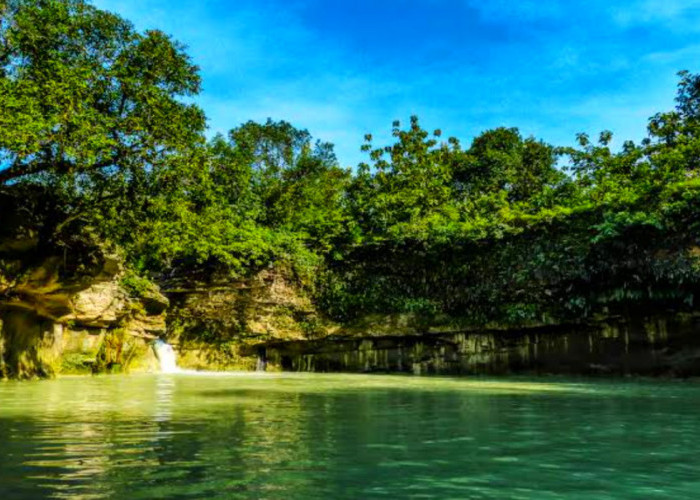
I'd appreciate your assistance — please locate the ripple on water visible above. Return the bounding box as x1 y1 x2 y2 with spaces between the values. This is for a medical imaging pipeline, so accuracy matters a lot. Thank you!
1 373 700 499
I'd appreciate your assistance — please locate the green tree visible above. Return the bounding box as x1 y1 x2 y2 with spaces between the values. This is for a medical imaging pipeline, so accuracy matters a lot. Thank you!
351 116 460 238
0 0 205 189
227 119 351 251
643 70 700 180
454 127 561 202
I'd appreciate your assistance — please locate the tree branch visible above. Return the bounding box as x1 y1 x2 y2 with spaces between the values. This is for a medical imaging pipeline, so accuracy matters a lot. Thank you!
0 157 119 185
0 160 53 184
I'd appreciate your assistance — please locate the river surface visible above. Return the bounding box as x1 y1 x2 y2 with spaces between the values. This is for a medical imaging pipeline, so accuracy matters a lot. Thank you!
0 373 698 499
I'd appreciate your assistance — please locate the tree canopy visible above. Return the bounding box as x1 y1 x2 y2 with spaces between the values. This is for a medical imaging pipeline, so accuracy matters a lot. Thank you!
2 0 700 328
0 0 205 188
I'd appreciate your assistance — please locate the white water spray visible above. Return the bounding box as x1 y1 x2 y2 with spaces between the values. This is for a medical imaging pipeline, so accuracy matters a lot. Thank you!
151 339 274 377
152 339 181 374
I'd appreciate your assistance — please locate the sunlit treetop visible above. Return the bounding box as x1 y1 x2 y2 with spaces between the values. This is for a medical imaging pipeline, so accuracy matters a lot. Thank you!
0 0 205 185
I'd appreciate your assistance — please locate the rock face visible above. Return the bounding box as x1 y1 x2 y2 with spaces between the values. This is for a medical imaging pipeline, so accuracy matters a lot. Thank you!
0 189 167 379
163 261 700 377
261 314 700 377
4 187 700 379
163 266 335 371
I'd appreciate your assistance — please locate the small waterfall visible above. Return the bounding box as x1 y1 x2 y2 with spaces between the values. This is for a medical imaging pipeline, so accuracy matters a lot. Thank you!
255 347 267 372
152 339 181 374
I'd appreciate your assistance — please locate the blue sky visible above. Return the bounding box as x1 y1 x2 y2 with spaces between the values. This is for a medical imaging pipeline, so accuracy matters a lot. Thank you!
94 0 700 168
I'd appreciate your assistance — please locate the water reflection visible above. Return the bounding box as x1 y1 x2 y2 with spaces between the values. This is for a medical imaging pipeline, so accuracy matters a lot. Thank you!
154 375 175 423
0 374 699 498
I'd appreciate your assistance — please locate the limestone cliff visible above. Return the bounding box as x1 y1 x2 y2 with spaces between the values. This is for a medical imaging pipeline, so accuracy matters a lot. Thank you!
161 265 700 376
162 266 337 370
3 186 700 379
260 314 700 376
0 189 167 379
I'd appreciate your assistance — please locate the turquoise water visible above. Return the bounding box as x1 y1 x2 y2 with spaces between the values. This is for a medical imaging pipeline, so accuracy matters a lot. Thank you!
0 373 698 499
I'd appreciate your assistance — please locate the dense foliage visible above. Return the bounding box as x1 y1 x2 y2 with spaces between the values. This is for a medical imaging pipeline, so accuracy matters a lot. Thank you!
2 0 700 328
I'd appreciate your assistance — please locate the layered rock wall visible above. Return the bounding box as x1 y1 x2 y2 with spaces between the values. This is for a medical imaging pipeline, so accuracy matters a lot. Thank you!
164 267 335 371
261 314 700 376
4 187 700 378
0 190 166 379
